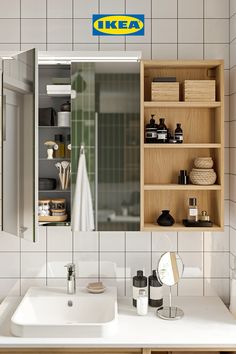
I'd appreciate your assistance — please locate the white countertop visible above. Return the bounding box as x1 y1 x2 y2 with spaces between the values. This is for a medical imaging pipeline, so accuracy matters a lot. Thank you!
0 295 236 348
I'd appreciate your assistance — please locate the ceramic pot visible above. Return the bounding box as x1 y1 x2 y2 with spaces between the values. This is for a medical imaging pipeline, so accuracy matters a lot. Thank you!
157 210 175 226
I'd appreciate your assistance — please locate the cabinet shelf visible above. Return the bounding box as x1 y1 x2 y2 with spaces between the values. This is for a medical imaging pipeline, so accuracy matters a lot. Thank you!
39 158 71 161
144 184 221 191
39 190 70 193
39 126 70 129
144 101 221 108
144 143 221 149
143 222 222 232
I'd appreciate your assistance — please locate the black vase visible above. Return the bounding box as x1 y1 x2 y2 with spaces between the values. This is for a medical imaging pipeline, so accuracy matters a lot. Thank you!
157 210 175 226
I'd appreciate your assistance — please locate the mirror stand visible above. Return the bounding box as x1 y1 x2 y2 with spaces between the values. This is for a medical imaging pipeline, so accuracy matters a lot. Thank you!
156 286 184 320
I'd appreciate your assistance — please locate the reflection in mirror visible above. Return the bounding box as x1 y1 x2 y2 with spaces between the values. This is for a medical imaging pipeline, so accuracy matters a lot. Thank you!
71 62 140 231
157 252 184 320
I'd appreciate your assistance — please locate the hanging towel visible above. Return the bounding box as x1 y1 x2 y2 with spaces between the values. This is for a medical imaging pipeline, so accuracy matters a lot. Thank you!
72 151 95 232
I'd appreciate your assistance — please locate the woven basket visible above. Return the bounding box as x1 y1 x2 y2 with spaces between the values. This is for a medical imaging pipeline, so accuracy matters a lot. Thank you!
194 157 213 169
190 168 217 185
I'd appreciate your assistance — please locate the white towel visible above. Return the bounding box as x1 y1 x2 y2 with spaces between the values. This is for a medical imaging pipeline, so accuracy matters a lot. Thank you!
72 152 95 232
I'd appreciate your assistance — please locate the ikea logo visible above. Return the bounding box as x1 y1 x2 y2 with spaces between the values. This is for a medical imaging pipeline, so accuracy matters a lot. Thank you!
92 14 144 36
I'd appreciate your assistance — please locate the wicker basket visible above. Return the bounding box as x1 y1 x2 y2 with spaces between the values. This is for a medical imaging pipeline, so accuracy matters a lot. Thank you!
194 157 213 169
190 168 217 185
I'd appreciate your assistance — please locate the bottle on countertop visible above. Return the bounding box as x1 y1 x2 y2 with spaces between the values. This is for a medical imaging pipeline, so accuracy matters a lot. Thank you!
188 197 198 222
136 289 148 316
157 118 168 143
133 270 148 307
175 123 183 143
148 270 163 308
54 134 65 158
145 114 158 143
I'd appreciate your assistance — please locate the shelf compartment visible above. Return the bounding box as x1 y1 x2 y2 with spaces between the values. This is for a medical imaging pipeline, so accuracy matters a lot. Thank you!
144 147 222 184
143 62 222 101
144 184 221 191
143 189 222 230
144 106 221 144
142 222 222 231
144 101 221 108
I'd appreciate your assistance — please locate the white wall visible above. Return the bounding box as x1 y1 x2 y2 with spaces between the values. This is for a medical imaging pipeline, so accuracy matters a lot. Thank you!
0 0 231 303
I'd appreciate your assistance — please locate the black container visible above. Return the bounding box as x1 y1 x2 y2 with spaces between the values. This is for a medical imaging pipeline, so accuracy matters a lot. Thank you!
157 210 175 226
132 270 147 307
178 170 189 185
157 118 168 143
145 115 158 143
148 270 163 307
39 178 57 190
175 123 183 143
39 107 56 126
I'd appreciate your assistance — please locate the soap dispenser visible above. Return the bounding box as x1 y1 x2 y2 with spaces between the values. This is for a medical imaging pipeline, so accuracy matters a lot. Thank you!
148 270 163 307
132 270 148 307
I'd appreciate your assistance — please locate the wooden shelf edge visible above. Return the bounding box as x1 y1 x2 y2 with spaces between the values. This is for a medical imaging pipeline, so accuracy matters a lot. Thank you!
142 223 223 232
142 59 224 68
144 184 221 191
144 101 221 108
144 143 221 149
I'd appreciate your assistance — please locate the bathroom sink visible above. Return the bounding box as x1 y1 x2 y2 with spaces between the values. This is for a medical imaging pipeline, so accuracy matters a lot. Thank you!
11 286 117 338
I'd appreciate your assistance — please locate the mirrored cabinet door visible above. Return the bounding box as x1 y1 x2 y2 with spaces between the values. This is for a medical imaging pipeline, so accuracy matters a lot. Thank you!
2 49 38 241
71 61 140 231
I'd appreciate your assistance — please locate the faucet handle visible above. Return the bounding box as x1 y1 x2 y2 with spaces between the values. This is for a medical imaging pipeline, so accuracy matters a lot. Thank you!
65 263 75 273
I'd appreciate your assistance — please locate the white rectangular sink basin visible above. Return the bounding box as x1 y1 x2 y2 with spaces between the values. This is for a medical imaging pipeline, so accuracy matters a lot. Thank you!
11 287 117 338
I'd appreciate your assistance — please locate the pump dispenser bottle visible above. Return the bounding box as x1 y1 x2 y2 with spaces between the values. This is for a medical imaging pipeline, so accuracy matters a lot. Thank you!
148 270 163 307
132 270 147 307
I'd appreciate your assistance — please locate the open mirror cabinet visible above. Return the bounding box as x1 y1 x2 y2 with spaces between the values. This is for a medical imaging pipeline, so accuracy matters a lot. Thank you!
0 50 224 241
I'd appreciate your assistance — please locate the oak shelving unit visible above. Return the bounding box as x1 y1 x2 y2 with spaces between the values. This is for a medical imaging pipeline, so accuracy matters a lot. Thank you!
140 60 224 231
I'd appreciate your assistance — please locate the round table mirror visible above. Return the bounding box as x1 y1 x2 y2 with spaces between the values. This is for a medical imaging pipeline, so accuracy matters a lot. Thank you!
156 251 184 320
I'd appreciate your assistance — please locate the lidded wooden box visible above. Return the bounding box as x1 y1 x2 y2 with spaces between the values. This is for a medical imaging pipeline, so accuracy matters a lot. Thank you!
184 80 216 101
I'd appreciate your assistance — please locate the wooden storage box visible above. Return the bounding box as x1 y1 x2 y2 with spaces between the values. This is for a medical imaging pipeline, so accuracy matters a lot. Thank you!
151 82 179 101
184 80 216 101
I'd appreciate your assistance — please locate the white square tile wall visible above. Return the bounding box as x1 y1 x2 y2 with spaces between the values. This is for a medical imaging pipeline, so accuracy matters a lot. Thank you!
21 0 46 18
178 0 203 19
0 0 232 305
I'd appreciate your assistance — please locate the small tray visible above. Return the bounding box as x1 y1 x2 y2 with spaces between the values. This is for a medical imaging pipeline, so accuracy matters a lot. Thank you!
183 219 213 227
39 214 67 222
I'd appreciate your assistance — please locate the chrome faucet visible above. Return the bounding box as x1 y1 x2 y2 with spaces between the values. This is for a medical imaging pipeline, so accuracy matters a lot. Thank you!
65 263 76 294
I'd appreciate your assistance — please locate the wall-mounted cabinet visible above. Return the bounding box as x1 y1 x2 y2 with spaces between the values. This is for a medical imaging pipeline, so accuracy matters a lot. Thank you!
0 52 225 240
140 60 224 231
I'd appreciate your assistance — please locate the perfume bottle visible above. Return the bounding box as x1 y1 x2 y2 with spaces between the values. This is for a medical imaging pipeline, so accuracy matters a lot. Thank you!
157 118 168 143
188 197 198 222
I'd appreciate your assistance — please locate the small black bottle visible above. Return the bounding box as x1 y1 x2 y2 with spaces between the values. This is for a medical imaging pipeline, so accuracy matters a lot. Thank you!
145 114 158 143
148 270 163 307
157 118 168 143
175 123 183 143
132 270 148 307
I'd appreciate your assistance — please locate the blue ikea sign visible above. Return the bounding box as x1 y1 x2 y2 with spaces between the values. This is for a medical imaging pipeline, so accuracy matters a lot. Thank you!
92 14 144 36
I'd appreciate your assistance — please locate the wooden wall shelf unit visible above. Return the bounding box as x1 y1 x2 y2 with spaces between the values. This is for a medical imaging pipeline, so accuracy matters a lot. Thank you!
140 60 224 231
